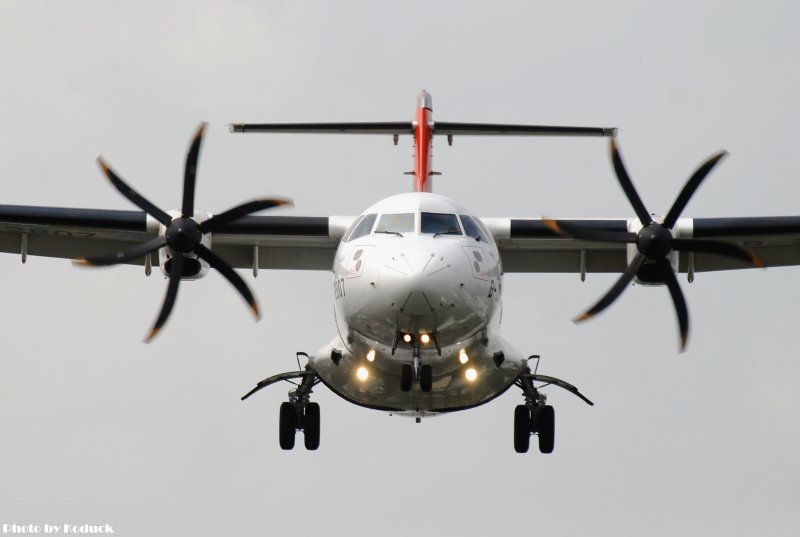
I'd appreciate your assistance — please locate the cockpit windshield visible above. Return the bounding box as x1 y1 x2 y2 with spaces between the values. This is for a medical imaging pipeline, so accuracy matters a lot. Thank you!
421 212 462 236
375 213 415 234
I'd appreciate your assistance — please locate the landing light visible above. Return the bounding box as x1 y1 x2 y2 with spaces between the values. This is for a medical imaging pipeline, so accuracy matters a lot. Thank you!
459 349 469 364
420 334 431 344
465 368 477 382
366 349 376 362
356 366 369 381
403 334 412 343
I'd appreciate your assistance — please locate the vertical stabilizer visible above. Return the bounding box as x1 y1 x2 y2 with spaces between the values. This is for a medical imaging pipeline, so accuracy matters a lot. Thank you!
413 90 434 192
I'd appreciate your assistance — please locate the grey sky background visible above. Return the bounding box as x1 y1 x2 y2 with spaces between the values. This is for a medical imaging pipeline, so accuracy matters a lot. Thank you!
1 1 799 535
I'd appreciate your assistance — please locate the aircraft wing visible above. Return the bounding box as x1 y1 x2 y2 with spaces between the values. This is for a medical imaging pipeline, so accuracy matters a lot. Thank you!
483 216 800 274
0 204 350 271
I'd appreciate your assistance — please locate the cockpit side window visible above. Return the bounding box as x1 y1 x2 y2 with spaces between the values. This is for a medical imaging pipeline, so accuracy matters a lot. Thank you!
475 217 494 244
348 213 377 241
375 213 415 234
343 215 364 242
460 214 489 242
421 212 462 236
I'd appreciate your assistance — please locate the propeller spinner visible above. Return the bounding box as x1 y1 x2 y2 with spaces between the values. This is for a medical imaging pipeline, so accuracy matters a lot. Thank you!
77 123 291 341
546 138 763 351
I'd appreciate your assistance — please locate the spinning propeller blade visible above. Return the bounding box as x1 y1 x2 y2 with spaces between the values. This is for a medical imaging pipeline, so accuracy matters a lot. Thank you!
78 123 291 341
550 139 762 351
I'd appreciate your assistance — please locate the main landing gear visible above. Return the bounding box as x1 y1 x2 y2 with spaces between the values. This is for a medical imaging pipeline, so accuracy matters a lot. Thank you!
279 400 320 450
512 368 594 454
278 371 321 451
514 402 555 454
241 361 322 451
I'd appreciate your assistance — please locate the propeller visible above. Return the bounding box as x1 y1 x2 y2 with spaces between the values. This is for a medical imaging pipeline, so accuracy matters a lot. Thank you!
76 123 292 342
545 138 763 351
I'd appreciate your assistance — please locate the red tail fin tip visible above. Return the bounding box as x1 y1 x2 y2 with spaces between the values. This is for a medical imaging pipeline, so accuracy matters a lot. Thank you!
413 90 434 192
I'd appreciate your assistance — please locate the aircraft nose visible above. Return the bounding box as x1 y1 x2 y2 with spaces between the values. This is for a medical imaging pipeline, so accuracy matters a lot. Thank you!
342 240 493 347
379 247 466 315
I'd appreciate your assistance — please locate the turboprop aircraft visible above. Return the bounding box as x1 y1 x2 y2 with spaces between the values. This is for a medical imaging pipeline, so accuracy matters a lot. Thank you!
1 91 797 453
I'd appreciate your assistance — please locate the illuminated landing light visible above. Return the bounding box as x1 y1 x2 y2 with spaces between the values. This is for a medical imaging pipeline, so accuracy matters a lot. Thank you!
420 334 431 344
403 334 412 343
366 349 376 362
465 368 478 382
356 366 369 381
459 349 469 364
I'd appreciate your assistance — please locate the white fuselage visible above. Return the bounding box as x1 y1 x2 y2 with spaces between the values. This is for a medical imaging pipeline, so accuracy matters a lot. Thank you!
309 192 528 414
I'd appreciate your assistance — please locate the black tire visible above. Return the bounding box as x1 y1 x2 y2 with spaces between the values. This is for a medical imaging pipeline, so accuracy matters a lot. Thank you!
420 364 433 392
538 405 555 454
514 405 531 453
400 364 413 392
279 402 297 450
303 402 320 450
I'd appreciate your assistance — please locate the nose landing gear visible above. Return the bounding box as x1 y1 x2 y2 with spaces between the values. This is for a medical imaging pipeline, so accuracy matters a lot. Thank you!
400 361 433 393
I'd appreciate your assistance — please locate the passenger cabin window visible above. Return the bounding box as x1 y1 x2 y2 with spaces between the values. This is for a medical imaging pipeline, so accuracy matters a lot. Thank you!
375 213 414 234
421 212 462 236
460 214 489 242
348 213 377 241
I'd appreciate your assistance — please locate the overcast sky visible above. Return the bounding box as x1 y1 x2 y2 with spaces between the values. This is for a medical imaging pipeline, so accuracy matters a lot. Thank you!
1 1 799 536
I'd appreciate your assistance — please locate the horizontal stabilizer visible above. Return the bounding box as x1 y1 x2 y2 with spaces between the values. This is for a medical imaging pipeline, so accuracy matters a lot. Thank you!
433 122 617 137
230 121 616 138
229 122 412 134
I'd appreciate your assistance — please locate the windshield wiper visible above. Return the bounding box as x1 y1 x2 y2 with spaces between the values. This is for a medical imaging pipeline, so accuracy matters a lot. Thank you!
432 231 461 238
375 230 404 237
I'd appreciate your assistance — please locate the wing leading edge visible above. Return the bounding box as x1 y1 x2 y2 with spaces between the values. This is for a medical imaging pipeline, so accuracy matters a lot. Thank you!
0 204 350 271
485 216 800 274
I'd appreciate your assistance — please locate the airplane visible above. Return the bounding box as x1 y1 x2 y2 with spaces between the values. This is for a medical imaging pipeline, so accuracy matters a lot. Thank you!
1 90 797 454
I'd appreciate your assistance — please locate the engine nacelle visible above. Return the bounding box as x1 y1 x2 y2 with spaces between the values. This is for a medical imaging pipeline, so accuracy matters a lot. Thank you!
154 211 212 280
